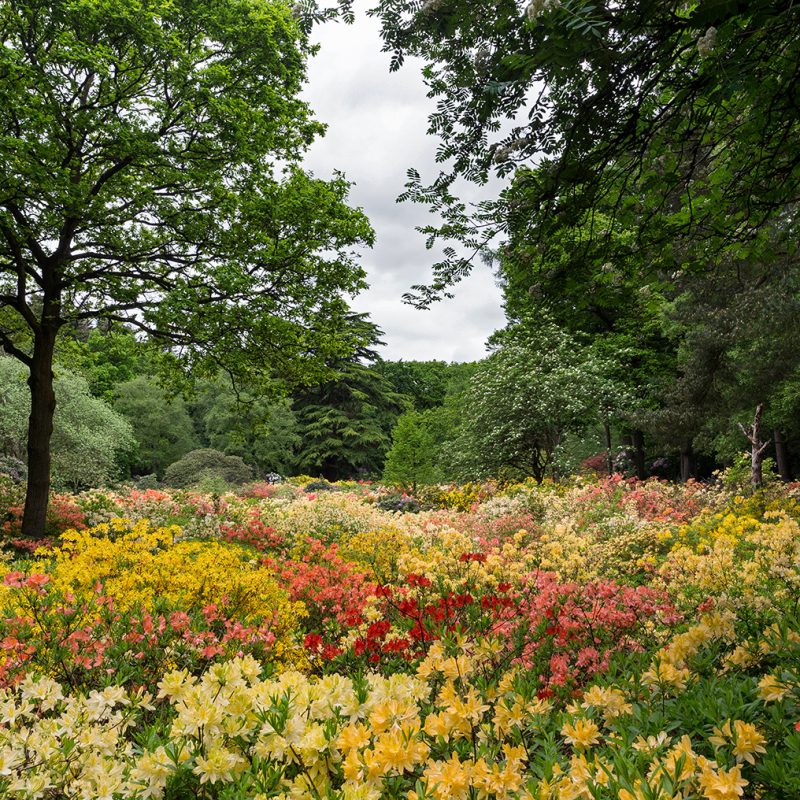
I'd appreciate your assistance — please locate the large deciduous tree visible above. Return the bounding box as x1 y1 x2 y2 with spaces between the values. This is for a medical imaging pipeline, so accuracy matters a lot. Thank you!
0 0 373 536
348 0 800 303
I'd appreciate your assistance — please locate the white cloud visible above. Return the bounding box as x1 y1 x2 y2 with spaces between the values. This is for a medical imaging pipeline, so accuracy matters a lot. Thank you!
301 8 506 362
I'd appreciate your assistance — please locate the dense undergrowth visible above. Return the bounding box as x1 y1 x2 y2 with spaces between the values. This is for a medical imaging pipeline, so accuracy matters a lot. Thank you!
1 474 799 799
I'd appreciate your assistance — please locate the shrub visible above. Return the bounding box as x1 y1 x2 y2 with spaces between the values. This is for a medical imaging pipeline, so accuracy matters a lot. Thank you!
0 480 86 543
26 520 305 666
132 473 159 490
162 448 254 488
304 479 339 493
0 455 26 483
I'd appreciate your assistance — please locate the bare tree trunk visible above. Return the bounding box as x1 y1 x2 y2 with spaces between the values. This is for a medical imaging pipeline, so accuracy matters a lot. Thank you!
680 440 694 483
774 428 791 482
21 327 57 539
739 404 770 491
604 422 613 476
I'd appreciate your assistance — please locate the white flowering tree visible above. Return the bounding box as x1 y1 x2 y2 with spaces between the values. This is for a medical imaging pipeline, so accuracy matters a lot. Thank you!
453 318 621 483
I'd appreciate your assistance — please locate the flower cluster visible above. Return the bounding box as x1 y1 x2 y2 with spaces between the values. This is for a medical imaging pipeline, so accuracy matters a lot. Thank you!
1 476 799 798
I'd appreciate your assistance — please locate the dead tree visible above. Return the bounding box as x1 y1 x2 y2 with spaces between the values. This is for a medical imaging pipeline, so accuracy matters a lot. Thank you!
739 404 770 491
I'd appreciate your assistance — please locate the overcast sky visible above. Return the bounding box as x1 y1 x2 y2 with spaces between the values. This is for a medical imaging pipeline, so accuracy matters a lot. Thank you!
301 7 506 363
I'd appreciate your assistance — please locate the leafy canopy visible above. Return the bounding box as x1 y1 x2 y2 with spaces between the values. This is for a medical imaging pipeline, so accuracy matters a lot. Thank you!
0 0 373 383
453 318 621 482
344 0 800 304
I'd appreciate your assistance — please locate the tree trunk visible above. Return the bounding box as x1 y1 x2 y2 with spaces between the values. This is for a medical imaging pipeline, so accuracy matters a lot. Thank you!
632 429 646 479
680 440 693 483
774 428 791 482
739 404 769 492
21 327 58 539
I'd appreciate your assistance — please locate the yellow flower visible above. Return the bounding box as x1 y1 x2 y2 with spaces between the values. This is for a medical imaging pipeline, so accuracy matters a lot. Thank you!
758 674 790 702
708 719 732 749
424 752 471 800
337 722 370 753
631 731 669 753
560 718 601 750
698 765 748 800
192 745 245 785
731 720 766 764
580 685 632 719
372 727 429 775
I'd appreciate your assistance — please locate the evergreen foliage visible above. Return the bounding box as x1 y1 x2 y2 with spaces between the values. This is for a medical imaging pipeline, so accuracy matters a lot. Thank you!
382 410 437 491
292 314 407 480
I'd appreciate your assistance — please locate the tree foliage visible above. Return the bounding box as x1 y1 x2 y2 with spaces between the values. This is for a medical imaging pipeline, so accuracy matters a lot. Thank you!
354 0 800 305
453 318 621 482
192 376 299 477
113 376 198 479
0 356 133 491
382 410 437 491
0 0 373 535
292 314 407 480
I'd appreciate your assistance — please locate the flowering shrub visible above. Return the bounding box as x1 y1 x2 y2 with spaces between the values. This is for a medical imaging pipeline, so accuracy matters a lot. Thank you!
0 476 86 542
1 477 799 799
2 615 798 799
0 577 283 688
10 519 306 666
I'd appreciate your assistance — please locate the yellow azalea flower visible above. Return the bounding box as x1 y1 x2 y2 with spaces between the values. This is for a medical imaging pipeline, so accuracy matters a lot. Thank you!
631 731 669 752
337 722 371 753
709 719 733 749
561 718 601 750
424 711 451 740
372 727 429 775
580 686 632 719
342 749 363 782
698 765 748 800
758 674 790 702
642 660 691 693
424 752 472 800
731 720 767 764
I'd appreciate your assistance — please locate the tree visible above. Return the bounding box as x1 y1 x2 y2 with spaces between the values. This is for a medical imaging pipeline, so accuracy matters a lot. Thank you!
68 325 153 402
292 313 407 480
638 244 800 479
383 410 437 491
192 376 299 477
0 356 133 491
0 0 373 536
376 360 450 410
113 376 198 478
353 1 800 305
453 318 620 483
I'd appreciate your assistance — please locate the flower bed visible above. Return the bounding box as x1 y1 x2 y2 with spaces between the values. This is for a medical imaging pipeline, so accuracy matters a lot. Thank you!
1 477 799 799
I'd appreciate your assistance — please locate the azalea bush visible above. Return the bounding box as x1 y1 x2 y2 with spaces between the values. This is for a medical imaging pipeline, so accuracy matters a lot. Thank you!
1 476 799 798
